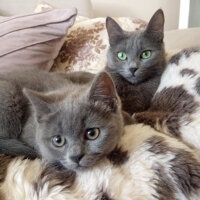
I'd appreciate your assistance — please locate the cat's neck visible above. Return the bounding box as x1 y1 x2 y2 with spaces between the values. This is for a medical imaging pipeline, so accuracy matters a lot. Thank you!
105 65 162 113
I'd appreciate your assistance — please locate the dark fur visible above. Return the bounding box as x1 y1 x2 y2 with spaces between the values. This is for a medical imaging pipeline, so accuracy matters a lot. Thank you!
134 86 198 137
147 136 200 197
105 9 166 114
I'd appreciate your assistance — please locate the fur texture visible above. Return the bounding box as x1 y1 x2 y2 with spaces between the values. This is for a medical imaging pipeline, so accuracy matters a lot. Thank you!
134 47 200 150
1 123 200 200
0 69 71 159
0 69 124 170
1 49 200 199
105 9 166 114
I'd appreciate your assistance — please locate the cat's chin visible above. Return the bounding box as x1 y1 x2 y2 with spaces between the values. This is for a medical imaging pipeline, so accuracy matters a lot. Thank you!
60 161 94 171
123 75 144 85
117 71 144 85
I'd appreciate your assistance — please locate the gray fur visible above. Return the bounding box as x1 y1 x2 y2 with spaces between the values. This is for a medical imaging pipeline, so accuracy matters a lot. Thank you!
0 69 71 159
0 69 123 171
105 9 166 114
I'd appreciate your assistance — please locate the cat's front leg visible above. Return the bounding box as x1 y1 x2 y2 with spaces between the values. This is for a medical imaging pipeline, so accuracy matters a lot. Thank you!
0 138 39 159
132 111 158 127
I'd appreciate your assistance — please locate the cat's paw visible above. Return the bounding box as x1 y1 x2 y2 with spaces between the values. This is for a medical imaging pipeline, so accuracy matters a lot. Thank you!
132 112 157 127
122 111 135 125
131 113 139 124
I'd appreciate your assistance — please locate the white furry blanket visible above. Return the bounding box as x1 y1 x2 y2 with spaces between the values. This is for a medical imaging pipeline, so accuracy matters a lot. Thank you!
1 48 200 200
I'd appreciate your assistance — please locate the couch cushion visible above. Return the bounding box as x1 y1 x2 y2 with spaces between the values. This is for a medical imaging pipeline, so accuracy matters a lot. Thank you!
51 17 147 73
0 8 77 73
164 27 200 51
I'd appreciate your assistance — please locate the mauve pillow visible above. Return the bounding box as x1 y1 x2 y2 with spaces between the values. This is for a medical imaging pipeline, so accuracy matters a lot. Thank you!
0 8 77 73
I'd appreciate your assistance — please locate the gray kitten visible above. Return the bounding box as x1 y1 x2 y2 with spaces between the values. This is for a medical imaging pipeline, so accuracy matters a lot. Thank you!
105 9 166 114
0 69 123 170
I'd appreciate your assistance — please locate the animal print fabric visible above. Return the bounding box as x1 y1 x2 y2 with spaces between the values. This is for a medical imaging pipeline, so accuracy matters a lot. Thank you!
134 48 200 151
1 48 200 200
1 123 200 200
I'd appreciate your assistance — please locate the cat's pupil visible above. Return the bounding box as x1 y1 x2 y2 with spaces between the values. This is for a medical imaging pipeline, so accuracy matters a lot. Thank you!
55 136 62 143
52 135 66 147
118 52 127 61
89 130 95 136
86 128 100 140
141 50 151 59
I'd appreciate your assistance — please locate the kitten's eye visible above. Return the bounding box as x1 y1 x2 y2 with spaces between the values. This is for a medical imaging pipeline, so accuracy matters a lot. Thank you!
140 50 151 59
117 52 127 61
52 135 66 147
85 128 100 140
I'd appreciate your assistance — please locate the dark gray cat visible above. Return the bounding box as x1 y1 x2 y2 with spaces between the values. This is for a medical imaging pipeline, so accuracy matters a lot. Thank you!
0 69 123 170
105 9 166 114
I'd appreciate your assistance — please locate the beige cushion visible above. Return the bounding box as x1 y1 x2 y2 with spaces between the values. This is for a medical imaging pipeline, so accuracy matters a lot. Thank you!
51 17 147 73
0 8 77 73
165 27 200 51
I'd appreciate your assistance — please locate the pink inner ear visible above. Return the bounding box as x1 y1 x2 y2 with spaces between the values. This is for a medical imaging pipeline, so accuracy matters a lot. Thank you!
146 9 164 33
39 114 50 123
152 25 162 32
99 72 117 100
89 72 118 110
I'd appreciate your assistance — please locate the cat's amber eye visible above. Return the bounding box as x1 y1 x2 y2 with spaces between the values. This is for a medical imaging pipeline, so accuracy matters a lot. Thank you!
117 52 127 61
85 128 100 140
52 135 66 147
140 50 151 59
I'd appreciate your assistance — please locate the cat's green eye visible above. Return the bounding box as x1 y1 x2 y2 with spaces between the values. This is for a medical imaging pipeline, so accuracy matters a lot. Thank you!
117 52 127 61
85 128 100 140
140 50 151 59
52 135 66 147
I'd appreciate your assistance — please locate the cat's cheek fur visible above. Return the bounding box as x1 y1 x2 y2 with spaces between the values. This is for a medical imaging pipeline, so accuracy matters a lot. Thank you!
107 50 133 81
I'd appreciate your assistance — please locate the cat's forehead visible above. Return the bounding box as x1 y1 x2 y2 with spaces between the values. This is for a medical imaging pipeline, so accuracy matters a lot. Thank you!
128 31 157 49
112 30 153 51
56 100 113 129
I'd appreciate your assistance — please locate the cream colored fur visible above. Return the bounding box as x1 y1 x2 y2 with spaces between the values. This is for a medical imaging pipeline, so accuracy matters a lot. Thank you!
1 49 200 200
1 123 200 200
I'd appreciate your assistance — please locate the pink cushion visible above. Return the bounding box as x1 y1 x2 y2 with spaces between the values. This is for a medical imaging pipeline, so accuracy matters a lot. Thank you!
0 8 77 73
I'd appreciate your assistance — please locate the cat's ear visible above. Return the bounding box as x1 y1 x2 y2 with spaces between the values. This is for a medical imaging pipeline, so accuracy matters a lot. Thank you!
145 9 164 42
88 71 120 111
23 88 56 123
106 17 125 46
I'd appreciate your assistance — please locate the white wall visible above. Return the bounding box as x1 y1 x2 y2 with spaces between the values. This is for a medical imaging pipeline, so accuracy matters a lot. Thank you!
0 0 182 30
91 0 180 30
189 0 200 27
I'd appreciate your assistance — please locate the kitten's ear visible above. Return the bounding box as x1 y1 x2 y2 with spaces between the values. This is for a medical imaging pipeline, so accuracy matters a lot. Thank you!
88 72 119 111
106 17 125 46
145 9 164 41
23 88 55 123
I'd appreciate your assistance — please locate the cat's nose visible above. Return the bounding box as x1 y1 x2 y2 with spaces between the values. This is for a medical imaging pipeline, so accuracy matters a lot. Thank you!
70 154 84 163
129 67 137 75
